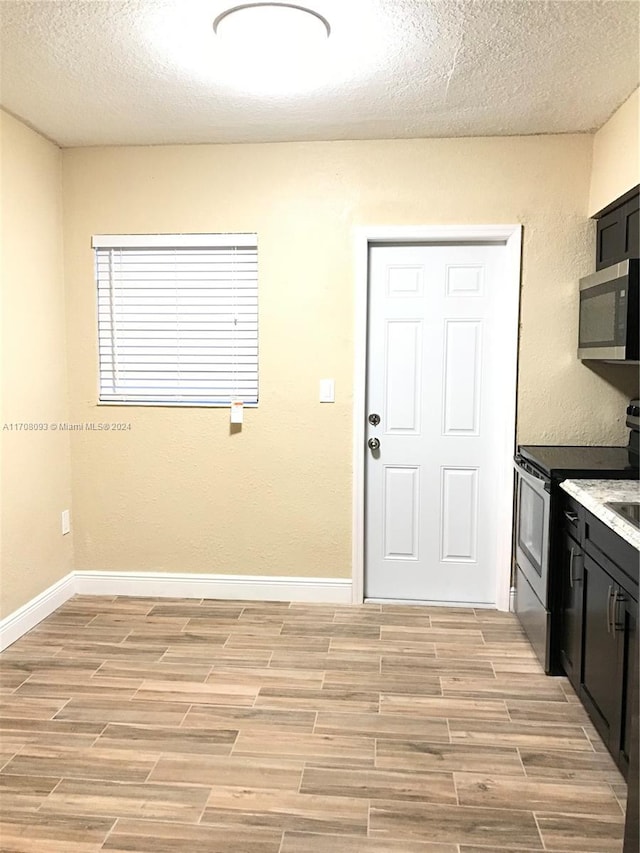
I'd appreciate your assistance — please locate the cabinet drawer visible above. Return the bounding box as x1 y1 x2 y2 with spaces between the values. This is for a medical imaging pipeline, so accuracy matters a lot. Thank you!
559 493 583 538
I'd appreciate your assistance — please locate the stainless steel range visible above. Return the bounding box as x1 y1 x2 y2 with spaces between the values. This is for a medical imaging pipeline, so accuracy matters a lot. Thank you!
513 408 639 673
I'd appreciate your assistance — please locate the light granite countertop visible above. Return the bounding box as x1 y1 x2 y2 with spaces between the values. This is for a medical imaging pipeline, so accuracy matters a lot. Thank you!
561 479 640 550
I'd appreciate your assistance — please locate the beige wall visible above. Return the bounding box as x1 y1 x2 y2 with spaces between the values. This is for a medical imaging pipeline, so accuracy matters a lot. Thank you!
1 111 73 617
62 135 633 580
589 88 640 215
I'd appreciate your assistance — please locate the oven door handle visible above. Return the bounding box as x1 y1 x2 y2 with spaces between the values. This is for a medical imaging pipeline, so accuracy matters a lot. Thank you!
514 459 551 496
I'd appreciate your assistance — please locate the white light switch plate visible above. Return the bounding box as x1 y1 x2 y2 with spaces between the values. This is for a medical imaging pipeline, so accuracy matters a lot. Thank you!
61 510 70 535
319 378 335 403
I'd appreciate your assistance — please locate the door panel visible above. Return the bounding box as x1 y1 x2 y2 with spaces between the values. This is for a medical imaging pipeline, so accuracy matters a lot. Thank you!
440 467 478 562
385 320 423 433
387 264 424 296
383 467 420 560
442 320 482 435
446 263 484 296
365 243 508 604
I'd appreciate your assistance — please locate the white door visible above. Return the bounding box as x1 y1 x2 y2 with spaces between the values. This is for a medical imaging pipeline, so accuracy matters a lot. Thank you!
365 243 508 605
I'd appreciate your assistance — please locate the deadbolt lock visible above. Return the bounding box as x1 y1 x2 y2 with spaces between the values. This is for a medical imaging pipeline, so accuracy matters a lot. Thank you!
368 413 380 426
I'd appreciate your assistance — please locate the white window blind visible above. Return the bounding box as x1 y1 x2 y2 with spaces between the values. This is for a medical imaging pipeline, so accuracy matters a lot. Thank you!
93 234 258 406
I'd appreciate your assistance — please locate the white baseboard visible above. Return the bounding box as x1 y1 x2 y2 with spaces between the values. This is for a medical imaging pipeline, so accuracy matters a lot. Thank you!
1 571 353 650
0 572 75 651
364 597 496 609
73 571 352 604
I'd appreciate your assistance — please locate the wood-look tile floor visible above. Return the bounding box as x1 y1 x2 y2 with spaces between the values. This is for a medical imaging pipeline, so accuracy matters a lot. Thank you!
0 596 627 852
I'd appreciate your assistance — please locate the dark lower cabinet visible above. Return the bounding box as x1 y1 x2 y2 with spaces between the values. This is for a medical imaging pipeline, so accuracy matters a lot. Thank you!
619 594 637 774
556 494 639 852
557 494 639 784
558 529 583 687
552 491 638 849
580 553 626 761
623 663 639 853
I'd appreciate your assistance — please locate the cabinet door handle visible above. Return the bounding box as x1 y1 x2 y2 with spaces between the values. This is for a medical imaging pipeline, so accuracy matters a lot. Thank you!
569 548 575 589
612 589 625 632
569 547 581 589
564 510 579 524
606 585 613 634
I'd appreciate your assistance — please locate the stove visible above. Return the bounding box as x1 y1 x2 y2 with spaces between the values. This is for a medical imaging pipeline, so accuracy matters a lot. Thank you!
513 443 638 672
518 444 638 481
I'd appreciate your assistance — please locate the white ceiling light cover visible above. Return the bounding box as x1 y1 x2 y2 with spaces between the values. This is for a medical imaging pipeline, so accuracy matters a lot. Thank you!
213 3 330 39
141 0 387 102
212 3 331 94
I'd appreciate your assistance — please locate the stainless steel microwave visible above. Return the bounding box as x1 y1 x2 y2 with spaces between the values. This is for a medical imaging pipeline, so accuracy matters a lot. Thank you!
578 259 639 362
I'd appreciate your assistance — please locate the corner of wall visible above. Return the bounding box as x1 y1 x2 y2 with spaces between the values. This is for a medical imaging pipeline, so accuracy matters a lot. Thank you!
589 88 640 215
0 109 75 619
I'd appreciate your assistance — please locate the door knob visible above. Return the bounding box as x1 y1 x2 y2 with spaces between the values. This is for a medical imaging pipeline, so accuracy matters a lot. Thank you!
368 413 380 426
368 437 380 451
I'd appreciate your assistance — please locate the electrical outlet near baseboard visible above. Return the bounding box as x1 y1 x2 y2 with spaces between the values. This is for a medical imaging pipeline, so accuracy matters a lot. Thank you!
61 510 70 535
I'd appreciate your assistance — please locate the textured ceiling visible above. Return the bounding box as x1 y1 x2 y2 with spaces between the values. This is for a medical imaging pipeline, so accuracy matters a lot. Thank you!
0 0 638 147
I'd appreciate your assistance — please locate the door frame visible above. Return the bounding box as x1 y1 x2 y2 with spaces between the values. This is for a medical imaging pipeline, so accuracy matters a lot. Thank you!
352 225 522 610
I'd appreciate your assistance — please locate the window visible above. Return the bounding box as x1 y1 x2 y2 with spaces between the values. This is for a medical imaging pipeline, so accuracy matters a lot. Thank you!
93 233 258 406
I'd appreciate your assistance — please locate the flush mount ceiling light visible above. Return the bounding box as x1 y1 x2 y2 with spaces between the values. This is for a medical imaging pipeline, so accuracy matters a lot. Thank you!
212 3 331 95
213 3 331 41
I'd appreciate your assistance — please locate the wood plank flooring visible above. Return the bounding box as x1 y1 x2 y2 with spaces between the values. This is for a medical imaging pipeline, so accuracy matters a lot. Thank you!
0 596 627 852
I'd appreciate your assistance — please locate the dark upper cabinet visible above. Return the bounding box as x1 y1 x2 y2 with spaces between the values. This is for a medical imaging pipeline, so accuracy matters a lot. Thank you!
595 186 640 270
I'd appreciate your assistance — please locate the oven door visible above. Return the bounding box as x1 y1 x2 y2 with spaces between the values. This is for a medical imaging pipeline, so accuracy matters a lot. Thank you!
514 460 550 605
